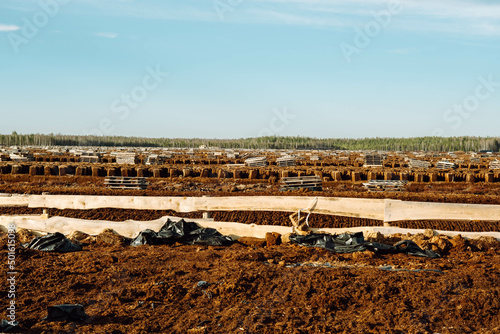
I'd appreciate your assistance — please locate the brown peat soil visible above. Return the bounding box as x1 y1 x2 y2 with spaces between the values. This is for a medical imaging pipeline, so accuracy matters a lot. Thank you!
1 232 500 334
1 174 500 333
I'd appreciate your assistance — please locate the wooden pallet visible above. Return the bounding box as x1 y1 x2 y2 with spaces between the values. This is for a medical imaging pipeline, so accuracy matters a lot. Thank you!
363 180 407 192
104 176 148 190
276 156 296 167
436 161 456 170
408 159 431 169
364 154 384 167
280 176 322 191
245 157 268 167
225 163 246 168
490 160 500 170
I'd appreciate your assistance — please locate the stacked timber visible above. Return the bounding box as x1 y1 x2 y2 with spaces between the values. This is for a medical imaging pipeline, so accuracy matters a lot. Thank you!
145 154 168 165
364 154 384 167
279 176 322 191
245 157 267 167
115 152 137 164
104 176 148 190
408 159 431 169
489 160 500 170
436 160 456 170
363 180 407 192
276 156 296 167
80 155 100 163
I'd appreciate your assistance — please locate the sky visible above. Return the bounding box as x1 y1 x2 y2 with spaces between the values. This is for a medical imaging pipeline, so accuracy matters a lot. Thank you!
0 0 499 139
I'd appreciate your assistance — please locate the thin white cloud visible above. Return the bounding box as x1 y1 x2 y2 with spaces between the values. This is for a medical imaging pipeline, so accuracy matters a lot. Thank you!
250 0 500 34
246 9 346 27
96 32 118 38
388 48 417 55
58 0 500 37
0 24 20 32
255 0 500 19
472 23 500 36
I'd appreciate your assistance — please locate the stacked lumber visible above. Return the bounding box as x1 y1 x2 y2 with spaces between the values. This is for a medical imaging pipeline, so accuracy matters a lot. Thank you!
408 159 431 169
490 160 500 170
436 161 456 170
363 180 407 192
364 154 384 167
245 157 267 167
104 176 148 190
279 176 322 191
276 156 296 167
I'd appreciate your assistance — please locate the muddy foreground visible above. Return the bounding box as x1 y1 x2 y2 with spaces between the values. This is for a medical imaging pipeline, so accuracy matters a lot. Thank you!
1 232 499 334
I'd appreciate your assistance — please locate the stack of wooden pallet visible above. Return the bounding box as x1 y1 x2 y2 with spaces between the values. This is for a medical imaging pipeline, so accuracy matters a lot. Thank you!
490 160 500 170
364 154 384 167
245 157 267 167
114 152 137 165
279 176 322 191
80 155 100 163
363 180 407 192
104 176 148 190
145 154 168 165
408 159 431 169
276 156 296 167
436 161 456 170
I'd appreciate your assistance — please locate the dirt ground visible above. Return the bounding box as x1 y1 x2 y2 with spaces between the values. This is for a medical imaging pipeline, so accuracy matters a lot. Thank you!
2 174 500 333
0 231 499 334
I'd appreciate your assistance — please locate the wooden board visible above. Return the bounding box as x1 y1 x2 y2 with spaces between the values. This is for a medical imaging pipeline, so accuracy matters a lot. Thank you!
384 199 500 222
4 194 500 223
27 195 386 220
0 194 29 207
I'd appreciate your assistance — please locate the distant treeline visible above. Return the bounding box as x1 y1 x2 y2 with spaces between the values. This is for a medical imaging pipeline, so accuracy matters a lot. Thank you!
0 132 499 152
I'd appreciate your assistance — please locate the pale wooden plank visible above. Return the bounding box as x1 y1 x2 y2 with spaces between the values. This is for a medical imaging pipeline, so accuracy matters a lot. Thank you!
385 199 500 222
27 195 386 220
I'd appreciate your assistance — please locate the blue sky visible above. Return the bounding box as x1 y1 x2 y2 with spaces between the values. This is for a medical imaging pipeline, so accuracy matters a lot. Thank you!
1 0 499 139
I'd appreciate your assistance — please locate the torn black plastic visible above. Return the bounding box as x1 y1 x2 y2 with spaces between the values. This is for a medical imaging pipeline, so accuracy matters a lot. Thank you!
23 232 82 253
289 232 440 258
131 219 233 247
0 320 18 333
43 304 88 322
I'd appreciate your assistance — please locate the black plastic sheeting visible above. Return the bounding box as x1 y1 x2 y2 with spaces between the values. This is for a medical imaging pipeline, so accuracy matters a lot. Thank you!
0 320 18 333
289 232 440 258
23 232 82 253
131 219 233 247
43 304 88 322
